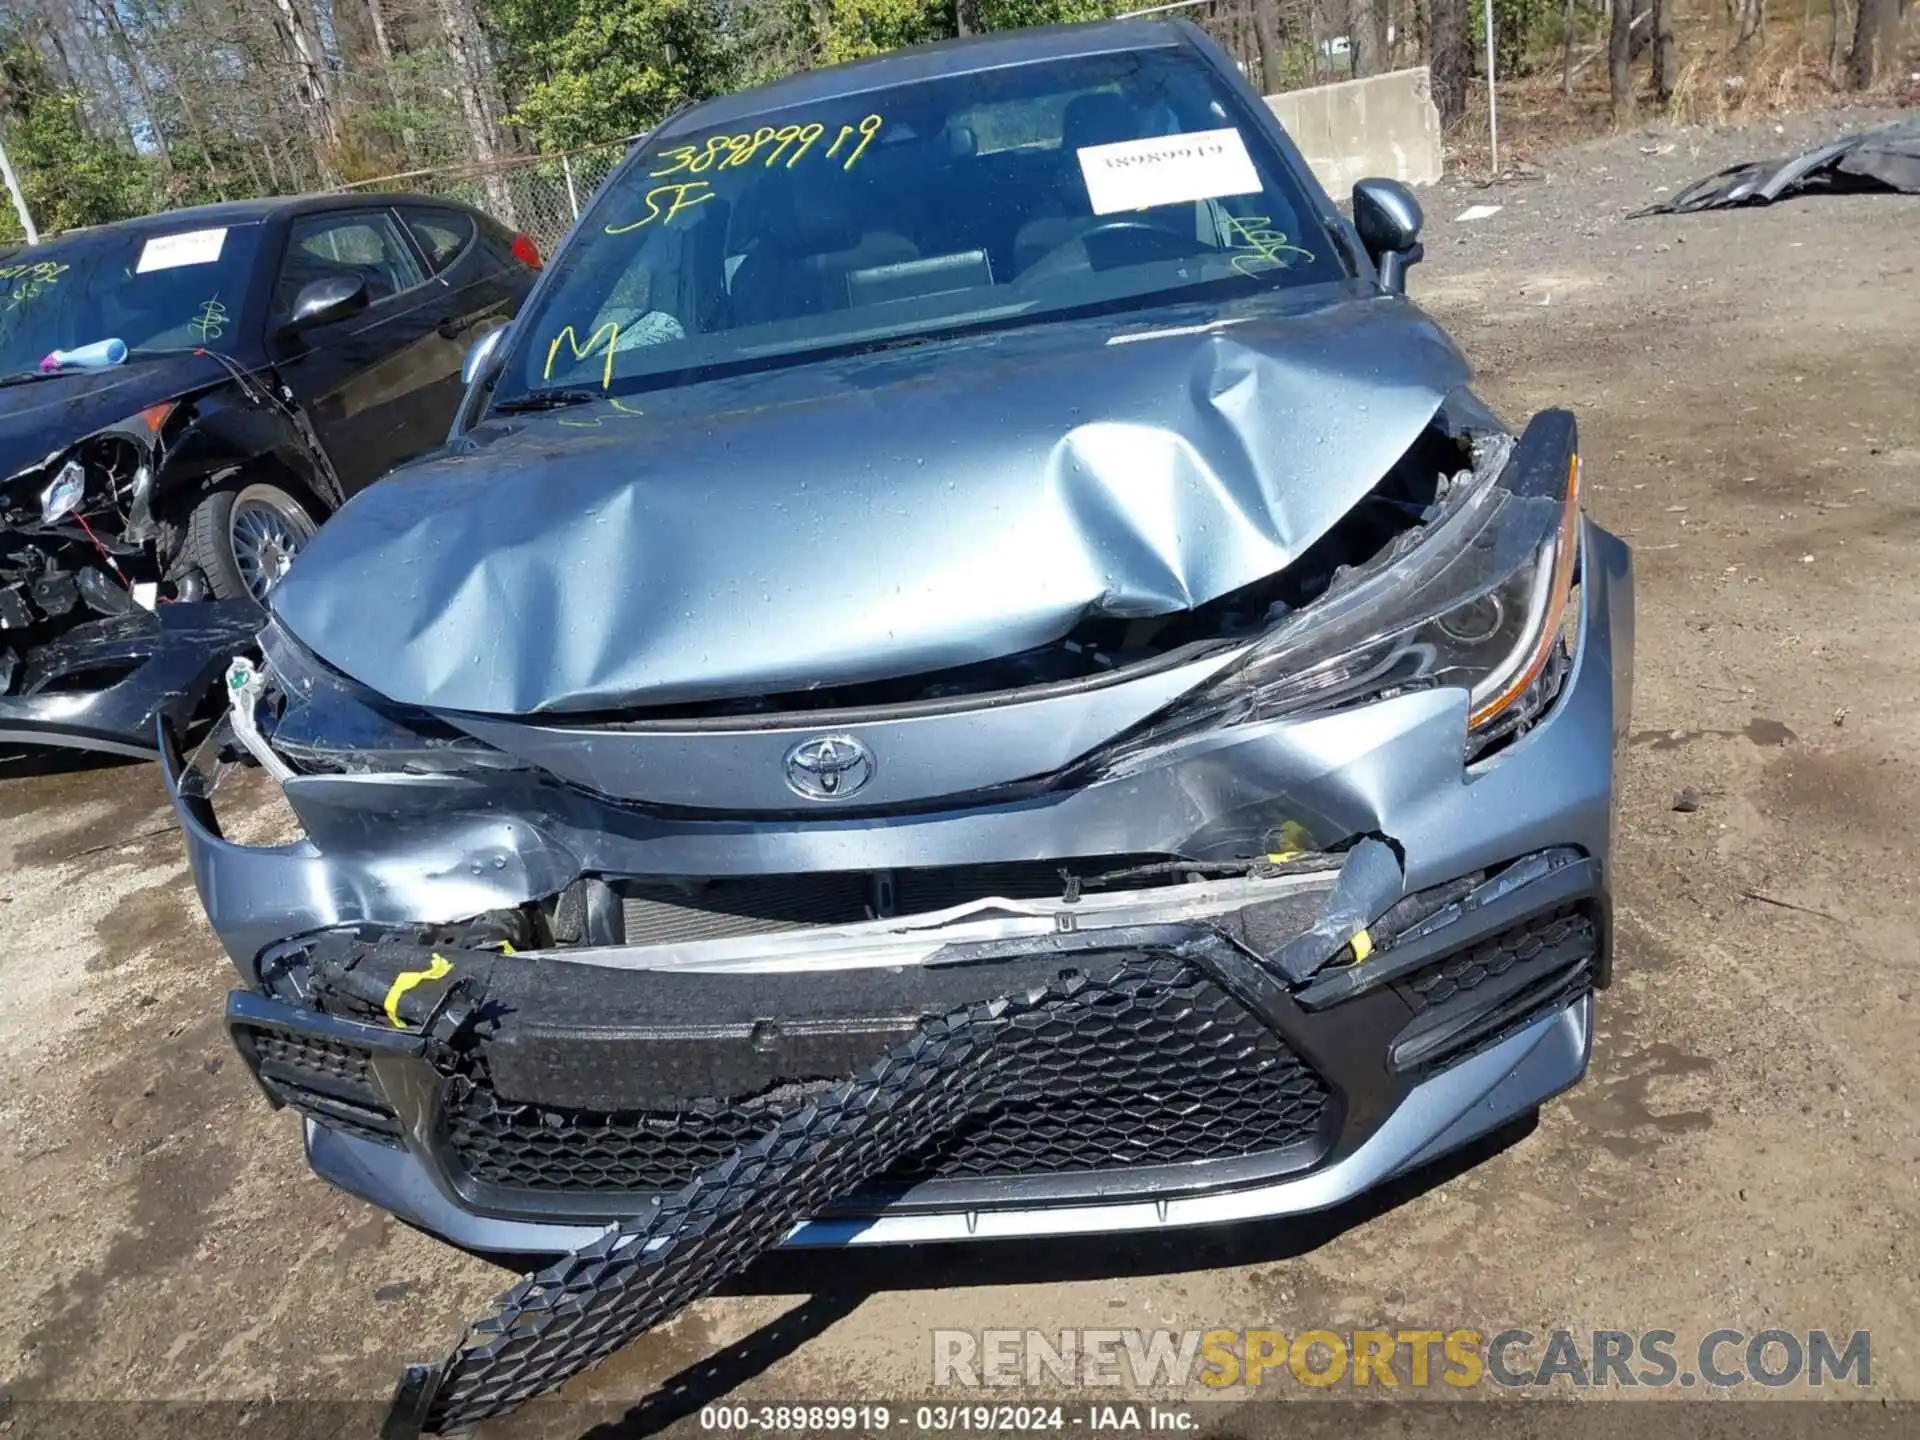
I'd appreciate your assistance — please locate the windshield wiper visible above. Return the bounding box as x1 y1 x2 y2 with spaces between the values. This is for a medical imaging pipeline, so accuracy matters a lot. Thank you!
848 334 937 356
0 369 59 388
491 389 602 414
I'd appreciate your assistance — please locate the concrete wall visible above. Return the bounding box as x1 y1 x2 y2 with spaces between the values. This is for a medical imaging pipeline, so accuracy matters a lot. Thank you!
1265 67 1444 197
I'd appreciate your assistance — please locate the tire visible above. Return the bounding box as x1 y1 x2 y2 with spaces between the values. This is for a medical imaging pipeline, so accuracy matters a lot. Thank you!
180 481 318 603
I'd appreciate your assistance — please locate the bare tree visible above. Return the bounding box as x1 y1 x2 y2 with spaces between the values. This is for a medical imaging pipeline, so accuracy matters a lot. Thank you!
1251 0 1287 94
1735 0 1766 50
1828 0 1850 79
1847 0 1901 85
1428 0 1473 123
432 0 516 220
1562 0 1578 95
90 0 174 175
1609 0 1635 123
1652 0 1676 102
1352 0 1388 76
265 0 342 182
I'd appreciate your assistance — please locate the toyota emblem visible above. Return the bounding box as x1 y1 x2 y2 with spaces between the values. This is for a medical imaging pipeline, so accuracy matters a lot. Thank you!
783 734 875 801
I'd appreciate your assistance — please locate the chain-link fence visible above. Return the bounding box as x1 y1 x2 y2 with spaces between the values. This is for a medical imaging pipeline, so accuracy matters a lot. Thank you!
331 140 634 256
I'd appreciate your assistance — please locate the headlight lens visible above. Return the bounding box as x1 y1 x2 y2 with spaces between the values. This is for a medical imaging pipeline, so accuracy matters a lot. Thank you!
254 622 522 776
40 458 85 524
1088 413 1583 772
1466 453 1580 735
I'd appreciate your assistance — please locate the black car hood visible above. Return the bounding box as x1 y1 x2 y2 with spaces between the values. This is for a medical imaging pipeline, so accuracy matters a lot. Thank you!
0 354 226 483
271 289 1477 716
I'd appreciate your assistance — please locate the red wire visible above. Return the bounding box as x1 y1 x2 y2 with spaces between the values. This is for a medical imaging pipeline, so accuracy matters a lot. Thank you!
72 511 132 590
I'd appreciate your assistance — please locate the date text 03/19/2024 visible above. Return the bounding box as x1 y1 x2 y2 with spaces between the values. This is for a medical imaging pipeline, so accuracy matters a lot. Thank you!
697 1404 1195 1432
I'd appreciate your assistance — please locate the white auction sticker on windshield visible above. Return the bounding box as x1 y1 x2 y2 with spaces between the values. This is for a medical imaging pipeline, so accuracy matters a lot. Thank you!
1076 128 1261 216
136 227 228 273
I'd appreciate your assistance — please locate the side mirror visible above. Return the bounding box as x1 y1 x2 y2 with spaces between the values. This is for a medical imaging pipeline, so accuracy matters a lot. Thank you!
1351 178 1424 294
284 275 369 331
461 326 506 388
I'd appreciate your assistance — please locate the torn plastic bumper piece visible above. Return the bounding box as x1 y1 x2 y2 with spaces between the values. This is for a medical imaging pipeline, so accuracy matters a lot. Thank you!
1295 848 1604 1009
383 974 1105 1438
332 846 1606 1437
1266 835 1404 983
0 600 259 756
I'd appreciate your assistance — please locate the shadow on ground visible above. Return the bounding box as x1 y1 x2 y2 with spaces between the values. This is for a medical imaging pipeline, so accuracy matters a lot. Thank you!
520 1116 1541 1439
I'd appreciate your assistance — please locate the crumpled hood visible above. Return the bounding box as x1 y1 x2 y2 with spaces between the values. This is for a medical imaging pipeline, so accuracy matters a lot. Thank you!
271 290 1475 716
0 354 219 485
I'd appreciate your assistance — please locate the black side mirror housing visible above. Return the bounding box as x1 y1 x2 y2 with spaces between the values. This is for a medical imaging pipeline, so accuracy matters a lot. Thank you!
283 275 370 332
1351 178 1425 294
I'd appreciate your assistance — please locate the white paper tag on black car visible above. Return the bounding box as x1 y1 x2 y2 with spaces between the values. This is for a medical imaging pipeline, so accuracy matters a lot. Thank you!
137 228 228 273
1076 128 1261 216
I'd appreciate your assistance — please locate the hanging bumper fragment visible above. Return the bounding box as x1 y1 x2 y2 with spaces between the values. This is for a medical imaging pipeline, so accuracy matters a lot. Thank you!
381 965 1171 1438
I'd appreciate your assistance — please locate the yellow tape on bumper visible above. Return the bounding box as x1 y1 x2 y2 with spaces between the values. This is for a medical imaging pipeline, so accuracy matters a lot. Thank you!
383 953 453 1029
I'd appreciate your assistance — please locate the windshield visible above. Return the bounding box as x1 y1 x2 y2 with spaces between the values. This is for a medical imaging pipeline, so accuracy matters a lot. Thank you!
0 220 265 376
496 47 1347 405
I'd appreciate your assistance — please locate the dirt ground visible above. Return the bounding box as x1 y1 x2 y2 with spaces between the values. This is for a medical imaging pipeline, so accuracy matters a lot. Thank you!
2 110 1916 1436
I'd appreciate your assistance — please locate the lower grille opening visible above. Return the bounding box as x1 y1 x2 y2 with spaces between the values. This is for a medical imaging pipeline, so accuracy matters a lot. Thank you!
616 855 1175 946
443 957 1332 1198
1389 908 1598 1072
234 1023 405 1148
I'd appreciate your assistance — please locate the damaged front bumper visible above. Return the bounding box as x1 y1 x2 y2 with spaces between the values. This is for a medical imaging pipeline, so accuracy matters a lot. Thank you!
166 520 1632 1247
164 520 1629 1435
0 601 259 755
233 860 1602 1253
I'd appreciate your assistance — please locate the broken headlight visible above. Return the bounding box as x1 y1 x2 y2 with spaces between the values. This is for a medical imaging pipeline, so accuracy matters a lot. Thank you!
248 621 523 776
40 459 85 525
1093 409 1583 769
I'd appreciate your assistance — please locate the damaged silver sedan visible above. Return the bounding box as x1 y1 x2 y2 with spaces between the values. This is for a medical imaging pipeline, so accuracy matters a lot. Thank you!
162 18 1632 1434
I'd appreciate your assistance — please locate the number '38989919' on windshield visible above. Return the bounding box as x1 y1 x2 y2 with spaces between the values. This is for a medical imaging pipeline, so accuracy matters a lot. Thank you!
605 114 886 236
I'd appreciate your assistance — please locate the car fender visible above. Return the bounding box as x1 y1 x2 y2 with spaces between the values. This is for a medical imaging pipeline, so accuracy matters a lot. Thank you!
144 378 345 526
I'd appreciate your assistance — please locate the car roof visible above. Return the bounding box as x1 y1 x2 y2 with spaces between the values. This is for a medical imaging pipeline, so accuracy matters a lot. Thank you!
655 19 1194 140
19 192 485 248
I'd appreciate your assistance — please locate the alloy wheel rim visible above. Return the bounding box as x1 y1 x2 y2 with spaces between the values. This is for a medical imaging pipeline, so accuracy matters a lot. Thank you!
230 497 313 600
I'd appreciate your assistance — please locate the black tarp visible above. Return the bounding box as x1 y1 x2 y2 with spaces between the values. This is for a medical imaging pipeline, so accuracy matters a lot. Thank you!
1633 119 1920 217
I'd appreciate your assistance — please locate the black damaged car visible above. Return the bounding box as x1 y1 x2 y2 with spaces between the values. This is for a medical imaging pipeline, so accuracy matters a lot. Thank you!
0 193 540 755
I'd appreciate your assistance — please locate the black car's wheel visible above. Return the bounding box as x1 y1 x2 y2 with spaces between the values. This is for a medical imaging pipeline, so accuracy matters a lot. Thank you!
181 481 318 603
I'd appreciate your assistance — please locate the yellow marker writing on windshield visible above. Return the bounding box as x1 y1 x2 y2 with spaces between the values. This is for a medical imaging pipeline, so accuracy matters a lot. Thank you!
723 126 780 169
544 321 622 388
1220 215 1316 276
189 298 229 342
383 954 453 1029
605 182 715 236
830 113 884 170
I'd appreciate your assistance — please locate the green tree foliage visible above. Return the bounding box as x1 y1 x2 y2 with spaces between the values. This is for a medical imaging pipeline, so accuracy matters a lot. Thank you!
0 35 154 242
488 0 1120 152
805 0 950 67
975 0 1114 30
1471 0 1556 78
488 0 741 150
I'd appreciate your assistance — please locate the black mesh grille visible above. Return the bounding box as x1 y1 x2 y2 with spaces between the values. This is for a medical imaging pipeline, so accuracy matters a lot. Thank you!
1400 909 1593 1012
444 958 1329 1196
244 1027 374 1086
1387 909 1599 1075
235 1023 404 1147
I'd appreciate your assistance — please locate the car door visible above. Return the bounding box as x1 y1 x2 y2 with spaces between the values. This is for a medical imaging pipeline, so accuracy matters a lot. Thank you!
266 207 452 494
396 204 534 441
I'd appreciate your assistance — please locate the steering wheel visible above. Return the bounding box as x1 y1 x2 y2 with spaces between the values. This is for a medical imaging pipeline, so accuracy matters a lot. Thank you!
1019 219 1192 283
